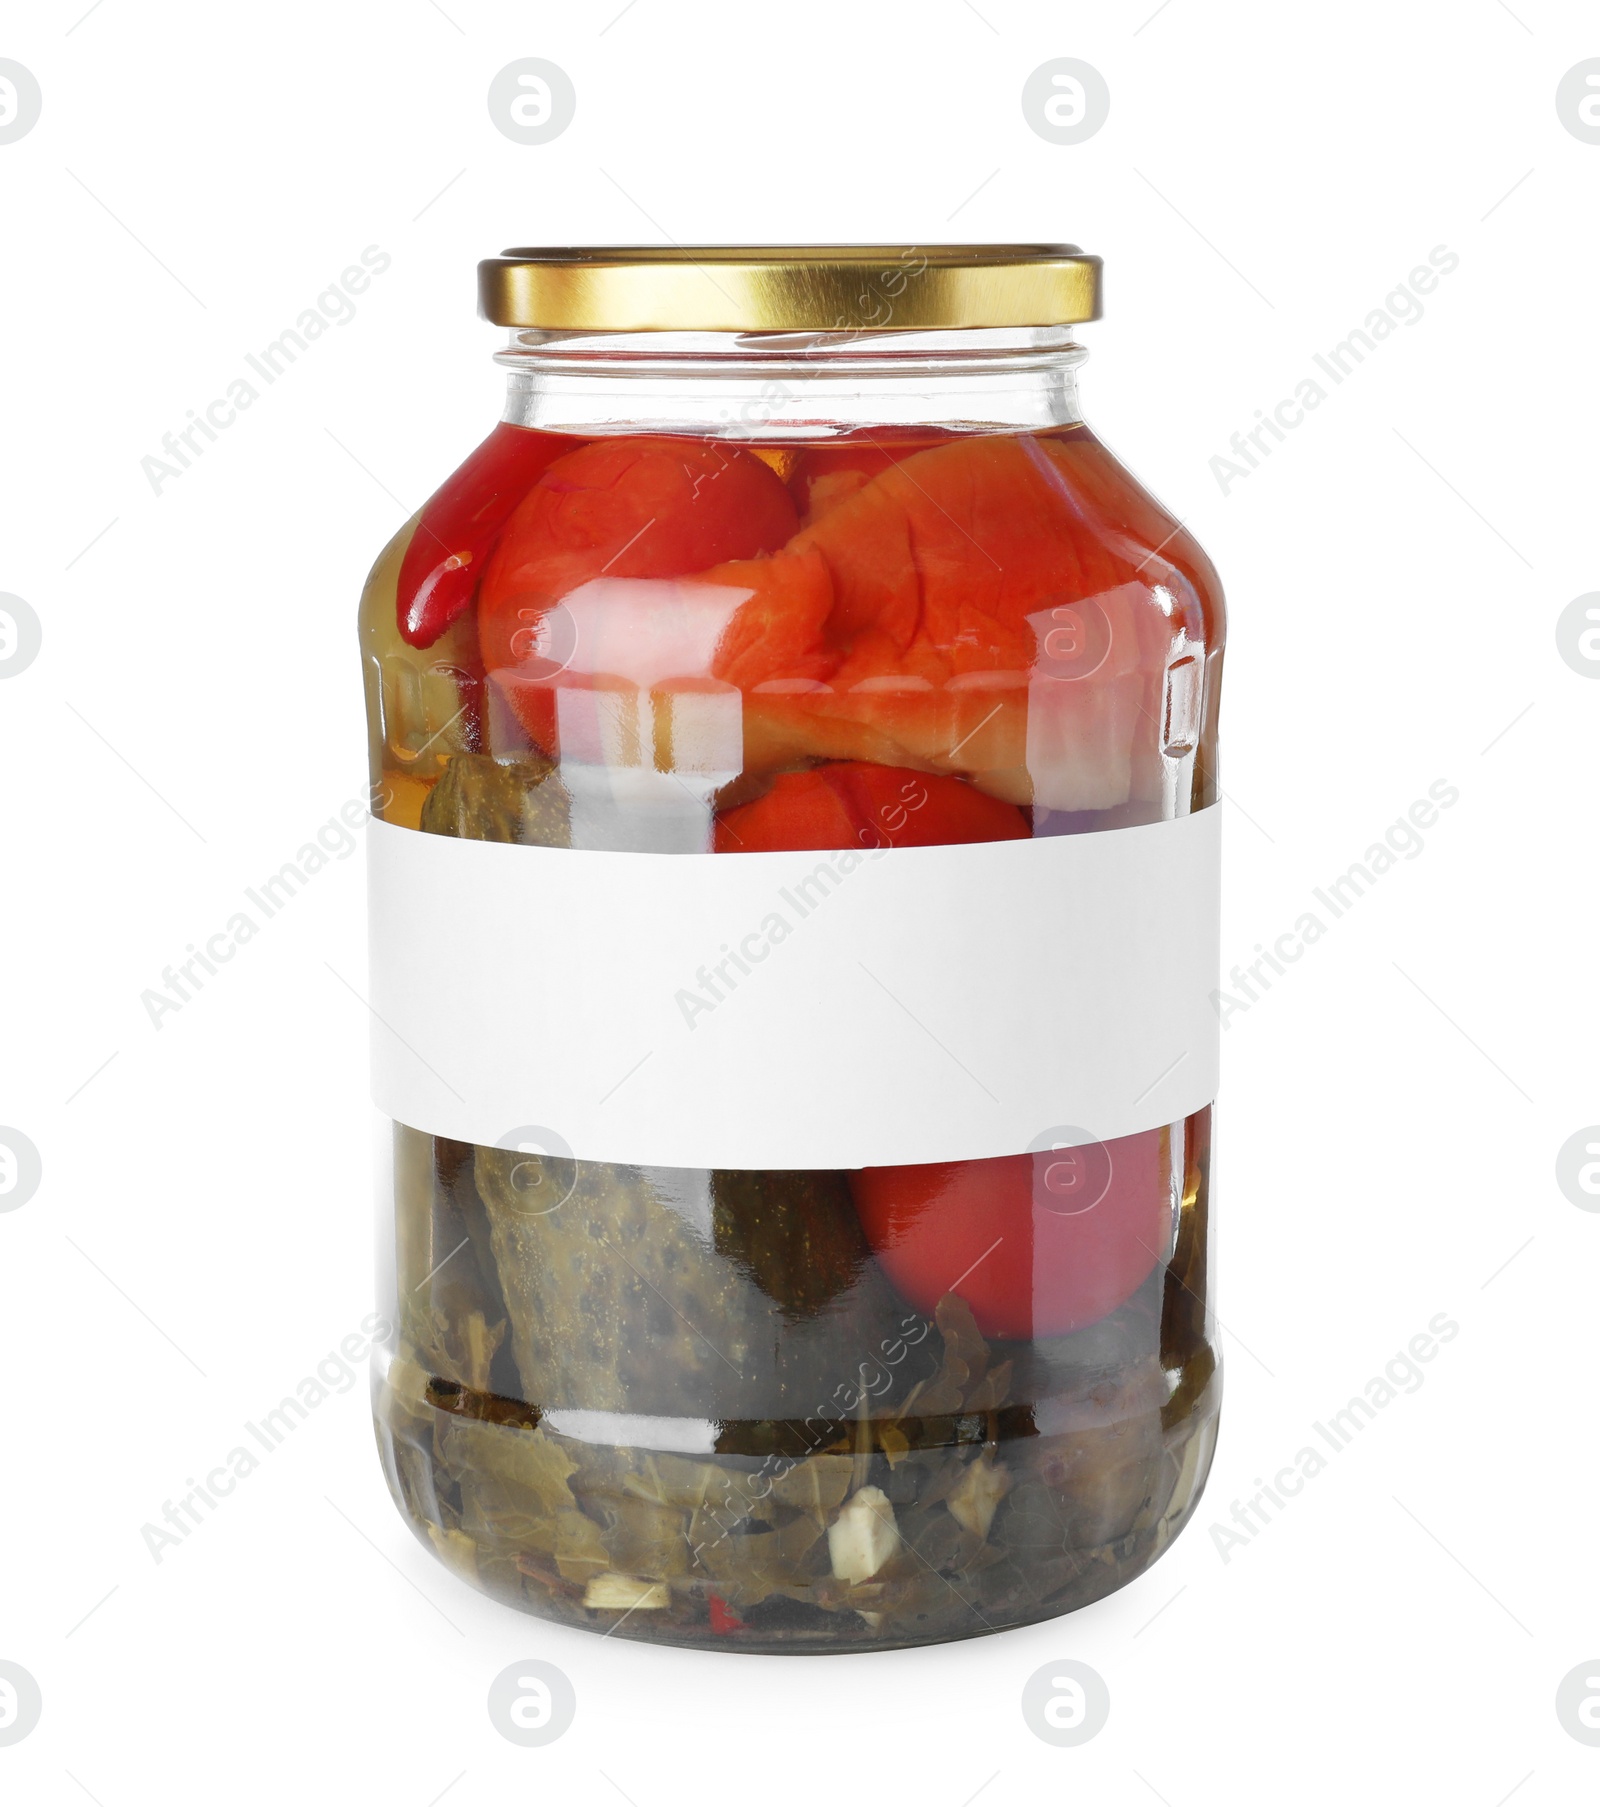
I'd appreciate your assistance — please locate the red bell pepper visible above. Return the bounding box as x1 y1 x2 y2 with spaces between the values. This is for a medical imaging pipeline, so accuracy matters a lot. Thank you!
714 761 1028 852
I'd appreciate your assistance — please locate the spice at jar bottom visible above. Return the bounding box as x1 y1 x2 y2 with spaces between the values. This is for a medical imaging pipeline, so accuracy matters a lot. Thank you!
361 244 1226 1652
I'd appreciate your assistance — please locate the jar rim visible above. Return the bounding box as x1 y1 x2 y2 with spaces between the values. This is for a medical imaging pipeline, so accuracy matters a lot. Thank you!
478 244 1103 334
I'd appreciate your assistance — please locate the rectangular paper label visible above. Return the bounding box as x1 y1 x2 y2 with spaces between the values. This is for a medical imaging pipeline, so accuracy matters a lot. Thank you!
366 808 1220 1169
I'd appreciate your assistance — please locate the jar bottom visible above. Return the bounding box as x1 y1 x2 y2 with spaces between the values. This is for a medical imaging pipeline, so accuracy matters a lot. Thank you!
372 1364 1218 1654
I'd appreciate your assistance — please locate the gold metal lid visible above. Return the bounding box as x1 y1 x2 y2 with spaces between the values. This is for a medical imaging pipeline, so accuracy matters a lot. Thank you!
478 244 1102 333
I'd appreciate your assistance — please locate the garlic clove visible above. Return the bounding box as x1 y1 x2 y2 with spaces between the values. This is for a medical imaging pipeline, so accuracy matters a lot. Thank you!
583 1572 671 1611
828 1485 901 1585
946 1455 1012 1541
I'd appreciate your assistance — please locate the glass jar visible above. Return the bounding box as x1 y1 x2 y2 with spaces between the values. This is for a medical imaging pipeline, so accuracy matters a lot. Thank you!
360 246 1225 1652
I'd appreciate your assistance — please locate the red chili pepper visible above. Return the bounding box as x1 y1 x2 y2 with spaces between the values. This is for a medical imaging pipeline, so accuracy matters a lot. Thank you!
708 1593 744 1633
396 422 565 649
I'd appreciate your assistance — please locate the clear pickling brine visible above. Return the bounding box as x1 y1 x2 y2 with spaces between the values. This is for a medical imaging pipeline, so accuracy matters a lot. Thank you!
361 246 1225 1651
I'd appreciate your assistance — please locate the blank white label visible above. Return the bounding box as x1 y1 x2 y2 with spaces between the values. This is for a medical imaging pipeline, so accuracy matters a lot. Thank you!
366 807 1220 1170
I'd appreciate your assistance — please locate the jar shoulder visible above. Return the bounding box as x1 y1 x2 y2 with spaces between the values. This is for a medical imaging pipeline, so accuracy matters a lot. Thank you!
1049 424 1227 653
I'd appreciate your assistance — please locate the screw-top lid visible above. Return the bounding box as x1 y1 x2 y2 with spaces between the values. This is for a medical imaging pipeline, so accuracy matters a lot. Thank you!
478 244 1102 333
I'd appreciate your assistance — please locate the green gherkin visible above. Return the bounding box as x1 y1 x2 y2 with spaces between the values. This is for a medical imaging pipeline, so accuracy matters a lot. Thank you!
393 1124 512 1396
420 752 572 846
474 1149 922 1423
711 1168 883 1321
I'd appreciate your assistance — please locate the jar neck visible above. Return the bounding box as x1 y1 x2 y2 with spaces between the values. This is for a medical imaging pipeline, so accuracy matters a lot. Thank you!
496 326 1087 439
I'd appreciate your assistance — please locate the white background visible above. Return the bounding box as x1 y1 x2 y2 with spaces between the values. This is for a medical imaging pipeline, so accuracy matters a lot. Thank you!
1 1 1595 1801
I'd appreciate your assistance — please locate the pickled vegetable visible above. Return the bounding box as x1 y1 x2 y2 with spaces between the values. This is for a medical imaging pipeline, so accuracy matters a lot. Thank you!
398 422 567 649
472 1150 919 1422
850 1128 1173 1340
418 751 571 848
714 762 1028 853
